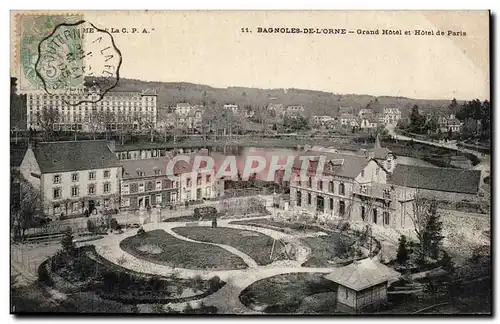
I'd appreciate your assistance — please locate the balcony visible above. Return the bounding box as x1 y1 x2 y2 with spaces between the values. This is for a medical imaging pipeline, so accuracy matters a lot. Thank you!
353 183 393 201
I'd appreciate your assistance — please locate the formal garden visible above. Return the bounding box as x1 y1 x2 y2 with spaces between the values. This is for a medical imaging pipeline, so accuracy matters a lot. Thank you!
33 193 490 314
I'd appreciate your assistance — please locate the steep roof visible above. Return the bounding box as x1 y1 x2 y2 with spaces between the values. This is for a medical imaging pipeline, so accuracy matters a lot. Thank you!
33 141 121 174
293 150 369 179
389 164 481 195
324 258 400 291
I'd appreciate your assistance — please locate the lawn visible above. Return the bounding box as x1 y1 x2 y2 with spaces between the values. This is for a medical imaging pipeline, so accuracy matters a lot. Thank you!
300 234 349 267
44 246 226 306
239 273 338 314
120 229 248 270
172 227 289 265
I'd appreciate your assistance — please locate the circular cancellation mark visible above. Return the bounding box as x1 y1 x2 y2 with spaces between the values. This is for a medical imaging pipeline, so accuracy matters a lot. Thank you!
34 20 122 106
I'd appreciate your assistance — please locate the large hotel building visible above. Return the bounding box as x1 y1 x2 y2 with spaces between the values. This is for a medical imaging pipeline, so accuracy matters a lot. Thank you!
26 87 158 132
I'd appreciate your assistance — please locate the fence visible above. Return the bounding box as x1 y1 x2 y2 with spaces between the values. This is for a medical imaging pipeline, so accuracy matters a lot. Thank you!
22 220 89 238
11 244 40 275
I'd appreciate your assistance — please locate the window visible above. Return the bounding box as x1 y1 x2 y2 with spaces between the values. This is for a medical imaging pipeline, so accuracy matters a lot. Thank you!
186 178 192 187
53 174 61 184
104 170 111 178
103 182 111 193
345 288 349 299
329 198 334 210
308 177 312 188
139 183 145 193
339 201 345 216
197 176 202 186
206 174 211 183
361 169 365 177
72 202 80 212
146 181 154 191
121 197 130 207
329 181 334 193
53 188 61 199
384 211 390 225
122 183 130 194
373 208 378 224
88 184 95 195
307 193 312 205
154 169 162 175
297 191 302 207
361 206 366 221
71 173 79 182
88 171 96 180
318 180 323 191
71 186 79 197
156 180 162 190
156 194 162 204
339 182 345 195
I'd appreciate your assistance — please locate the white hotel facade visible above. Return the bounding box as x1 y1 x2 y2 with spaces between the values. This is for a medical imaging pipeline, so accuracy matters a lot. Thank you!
26 87 158 131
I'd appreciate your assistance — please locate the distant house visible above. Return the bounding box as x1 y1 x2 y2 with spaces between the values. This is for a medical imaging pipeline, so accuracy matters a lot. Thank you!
313 115 336 128
285 105 306 116
223 104 239 114
267 103 285 116
359 114 378 129
358 108 373 119
438 114 462 133
383 107 401 125
175 103 193 116
340 113 357 127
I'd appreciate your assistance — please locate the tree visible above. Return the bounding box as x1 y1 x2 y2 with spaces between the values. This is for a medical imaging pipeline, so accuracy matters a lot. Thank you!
39 107 60 140
440 251 455 274
421 200 443 260
61 227 76 254
396 235 409 265
409 195 443 261
11 171 41 240
86 111 106 140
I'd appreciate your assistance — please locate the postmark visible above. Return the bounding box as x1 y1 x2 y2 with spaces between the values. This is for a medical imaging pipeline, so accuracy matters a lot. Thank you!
35 20 122 105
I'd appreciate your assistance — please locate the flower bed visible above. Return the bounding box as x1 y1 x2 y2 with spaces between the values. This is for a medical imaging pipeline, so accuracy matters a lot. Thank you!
39 245 226 305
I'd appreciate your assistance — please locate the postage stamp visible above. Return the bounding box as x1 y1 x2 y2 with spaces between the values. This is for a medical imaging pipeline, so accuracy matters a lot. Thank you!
15 13 122 104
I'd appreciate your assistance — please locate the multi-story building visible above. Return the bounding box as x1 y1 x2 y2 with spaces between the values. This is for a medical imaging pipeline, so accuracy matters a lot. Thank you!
177 109 203 133
339 113 358 128
175 103 194 116
358 108 373 119
26 87 158 131
438 114 462 133
120 158 182 210
223 104 239 114
19 140 122 218
313 115 337 128
267 103 285 116
285 105 306 116
383 107 401 125
179 150 225 202
289 137 481 230
359 115 379 129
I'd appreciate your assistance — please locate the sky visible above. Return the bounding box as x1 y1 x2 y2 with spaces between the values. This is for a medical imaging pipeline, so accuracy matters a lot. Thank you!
12 10 490 100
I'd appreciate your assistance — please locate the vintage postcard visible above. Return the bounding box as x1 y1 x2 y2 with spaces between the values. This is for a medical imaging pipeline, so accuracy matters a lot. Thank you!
10 10 491 315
